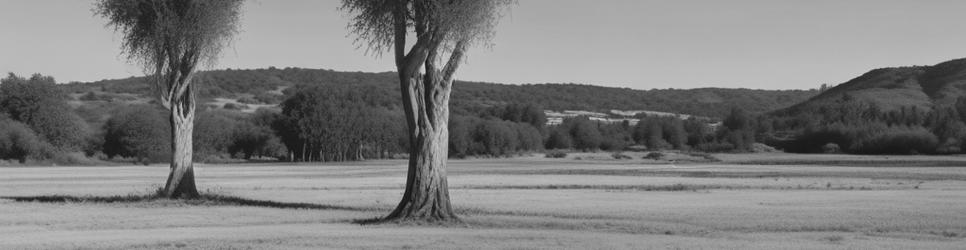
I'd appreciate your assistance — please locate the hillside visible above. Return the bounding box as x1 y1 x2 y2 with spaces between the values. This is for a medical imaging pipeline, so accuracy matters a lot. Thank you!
60 67 817 119
775 58 966 117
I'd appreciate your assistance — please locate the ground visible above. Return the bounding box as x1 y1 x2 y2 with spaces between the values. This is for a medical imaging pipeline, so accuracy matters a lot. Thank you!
1 153 965 249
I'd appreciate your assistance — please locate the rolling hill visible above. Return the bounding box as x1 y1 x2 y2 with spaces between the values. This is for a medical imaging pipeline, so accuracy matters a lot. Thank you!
774 58 966 117
60 67 818 120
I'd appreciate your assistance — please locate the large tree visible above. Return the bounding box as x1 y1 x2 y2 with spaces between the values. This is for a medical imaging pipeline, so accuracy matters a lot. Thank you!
342 0 513 221
95 0 244 198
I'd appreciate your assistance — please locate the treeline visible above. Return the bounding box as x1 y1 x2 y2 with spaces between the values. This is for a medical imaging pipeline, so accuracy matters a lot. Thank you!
64 67 818 119
101 106 287 164
0 74 91 163
449 103 547 158
0 72 769 164
543 108 758 153
274 85 404 161
765 96 966 154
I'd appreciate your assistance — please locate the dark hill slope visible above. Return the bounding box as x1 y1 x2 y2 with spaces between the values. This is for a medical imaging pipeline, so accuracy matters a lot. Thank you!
920 58 966 106
61 67 817 119
774 58 966 117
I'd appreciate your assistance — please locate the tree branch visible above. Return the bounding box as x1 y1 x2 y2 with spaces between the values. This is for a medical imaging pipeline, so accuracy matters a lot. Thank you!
442 40 468 85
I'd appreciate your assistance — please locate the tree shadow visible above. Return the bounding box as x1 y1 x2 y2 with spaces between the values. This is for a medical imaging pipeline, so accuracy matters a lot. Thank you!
0 193 370 212
351 215 466 226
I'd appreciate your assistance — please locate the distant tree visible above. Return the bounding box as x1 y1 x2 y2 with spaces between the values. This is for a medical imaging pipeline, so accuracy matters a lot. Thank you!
723 107 751 131
228 121 273 159
0 73 63 122
0 118 46 163
103 105 171 165
567 117 602 151
95 0 244 198
193 110 239 161
448 115 474 158
343 0 514 221
0 73 89 151
663 118 687 149
545 128 573 149
26 105 90 151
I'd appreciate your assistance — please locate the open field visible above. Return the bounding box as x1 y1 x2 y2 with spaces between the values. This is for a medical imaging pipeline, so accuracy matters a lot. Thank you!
1 154 965 249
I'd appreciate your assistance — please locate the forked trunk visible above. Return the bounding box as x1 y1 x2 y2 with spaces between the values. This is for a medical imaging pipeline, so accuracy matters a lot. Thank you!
162 87 199 199
385 74 457 222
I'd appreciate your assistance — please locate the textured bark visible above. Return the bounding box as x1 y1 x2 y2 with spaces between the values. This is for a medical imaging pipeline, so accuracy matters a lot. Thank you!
380 2 473 222
162 85 199 199
385 74 457 221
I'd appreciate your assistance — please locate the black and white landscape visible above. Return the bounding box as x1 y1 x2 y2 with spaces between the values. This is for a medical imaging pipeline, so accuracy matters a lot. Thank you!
1 1 965 249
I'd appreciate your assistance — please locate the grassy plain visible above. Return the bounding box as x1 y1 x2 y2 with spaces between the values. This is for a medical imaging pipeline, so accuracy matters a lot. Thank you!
1 153 965 249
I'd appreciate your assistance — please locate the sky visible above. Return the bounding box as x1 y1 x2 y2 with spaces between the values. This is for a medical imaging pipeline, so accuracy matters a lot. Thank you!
3 0 966 90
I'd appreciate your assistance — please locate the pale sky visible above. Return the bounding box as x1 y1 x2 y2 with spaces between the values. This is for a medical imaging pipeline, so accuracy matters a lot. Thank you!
3 0 966 90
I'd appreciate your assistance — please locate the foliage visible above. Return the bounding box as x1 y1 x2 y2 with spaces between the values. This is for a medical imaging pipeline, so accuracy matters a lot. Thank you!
544 150 567 158
0 118 47 163
644 152 664 160
64 67 818 119
95 0 243 73
611 152 632 160
0 73 90 151
103 105 171 164
278 85 404 161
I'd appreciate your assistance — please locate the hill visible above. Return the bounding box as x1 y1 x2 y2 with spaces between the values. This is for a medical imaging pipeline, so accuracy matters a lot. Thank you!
774 58 966 117
60 67 817 119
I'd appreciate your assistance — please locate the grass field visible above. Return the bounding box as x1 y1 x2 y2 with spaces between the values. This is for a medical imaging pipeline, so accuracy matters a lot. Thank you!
1 153 965 249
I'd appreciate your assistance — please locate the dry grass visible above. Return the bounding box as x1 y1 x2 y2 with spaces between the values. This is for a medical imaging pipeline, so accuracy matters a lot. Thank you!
1 154 965 249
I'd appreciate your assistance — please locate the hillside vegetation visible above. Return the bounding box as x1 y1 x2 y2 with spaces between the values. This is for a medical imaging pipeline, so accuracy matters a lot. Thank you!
765 58 966 154
62 67 817 119
776 58 966 116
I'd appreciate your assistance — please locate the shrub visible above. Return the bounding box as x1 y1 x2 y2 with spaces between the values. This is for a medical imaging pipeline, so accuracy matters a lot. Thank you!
236 96 259 104
253 92 282 104
694 142 735 152
644 152 664 160
0 73 90 152
0 118 46 163
26 104 90 151
821 143 841 154
79 92 101 101
850 127 938 154
545 150 567 158
611 151 632 160
103 105 171 164
545 128 573 149
223 103 248 110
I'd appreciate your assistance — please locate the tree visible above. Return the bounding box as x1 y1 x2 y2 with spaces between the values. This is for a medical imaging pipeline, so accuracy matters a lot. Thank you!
95 0 244 198
343 0 513 221
568 117 602 151
103 105 171 164
0 118 46 163
0 73 89 151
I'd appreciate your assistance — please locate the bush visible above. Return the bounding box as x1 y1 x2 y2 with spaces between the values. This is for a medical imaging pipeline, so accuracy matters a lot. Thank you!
694 142 735 152
644 152 664 160
545 128 573 149
194 110 241 161
26 104 90 151
236 96 260 104
545 150 567 158
611 152 632 160
79 92 101 101
821 143 841 154
1 73 90 152
0 119 46 163
223 103 248 110
103 105 171 164
850 127 938 154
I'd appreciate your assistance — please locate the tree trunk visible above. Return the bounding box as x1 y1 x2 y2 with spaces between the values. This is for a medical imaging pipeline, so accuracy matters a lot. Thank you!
162 88 199 199
385 74 457 222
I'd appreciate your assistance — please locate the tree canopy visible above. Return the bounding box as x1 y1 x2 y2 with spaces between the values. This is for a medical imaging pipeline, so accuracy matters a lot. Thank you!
95 0 243 108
